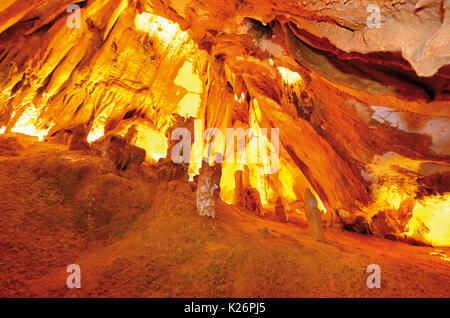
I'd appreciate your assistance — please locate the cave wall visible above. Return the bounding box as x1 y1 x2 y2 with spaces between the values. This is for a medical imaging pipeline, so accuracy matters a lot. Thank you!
0 0 449 244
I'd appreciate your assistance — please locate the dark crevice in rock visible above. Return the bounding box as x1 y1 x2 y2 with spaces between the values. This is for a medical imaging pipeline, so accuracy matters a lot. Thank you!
286 22 450 102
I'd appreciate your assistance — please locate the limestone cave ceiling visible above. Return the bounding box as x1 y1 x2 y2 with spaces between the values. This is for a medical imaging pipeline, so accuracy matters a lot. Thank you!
0 0 449 246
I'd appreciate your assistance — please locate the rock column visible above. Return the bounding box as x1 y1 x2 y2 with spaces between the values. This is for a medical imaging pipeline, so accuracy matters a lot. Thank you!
304 188 326 242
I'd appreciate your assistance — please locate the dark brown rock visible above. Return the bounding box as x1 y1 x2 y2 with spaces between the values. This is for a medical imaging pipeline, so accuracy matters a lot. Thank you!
69 123 91 151
304 188 325 242
157 159 189 181
419 172 450 196
275 197 288 222
336 208 371 234
370 211 397 238
244 187 264 216
91 134 146 177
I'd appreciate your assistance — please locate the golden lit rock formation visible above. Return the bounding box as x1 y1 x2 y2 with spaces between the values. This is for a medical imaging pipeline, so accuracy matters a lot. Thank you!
0 1 449 252
0 0 449 299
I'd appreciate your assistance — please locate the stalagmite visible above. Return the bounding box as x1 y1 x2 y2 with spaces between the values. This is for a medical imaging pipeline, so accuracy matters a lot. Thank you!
234 169 264 215
275 197 288 222
336 208 371 234
234 170 244 208
304 188 326 242
196 161 222 218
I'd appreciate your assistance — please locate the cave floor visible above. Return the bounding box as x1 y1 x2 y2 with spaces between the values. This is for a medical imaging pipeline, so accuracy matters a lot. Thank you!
0 139 449 298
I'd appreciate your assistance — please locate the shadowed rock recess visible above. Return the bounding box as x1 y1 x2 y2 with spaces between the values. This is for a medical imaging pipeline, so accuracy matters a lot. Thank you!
0 0 449 298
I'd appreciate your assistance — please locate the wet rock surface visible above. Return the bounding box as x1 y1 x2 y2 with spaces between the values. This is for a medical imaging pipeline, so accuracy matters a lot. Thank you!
0 135 25 156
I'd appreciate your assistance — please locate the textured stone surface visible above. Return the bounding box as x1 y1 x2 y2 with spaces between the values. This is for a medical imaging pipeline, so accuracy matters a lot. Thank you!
234 170 244 208
336 208 371 234
196 161 221 218
0 0 448 244
304 188 326 242
275 197 288 222
91 134 146 177
69 123 90 151
0 135 25 156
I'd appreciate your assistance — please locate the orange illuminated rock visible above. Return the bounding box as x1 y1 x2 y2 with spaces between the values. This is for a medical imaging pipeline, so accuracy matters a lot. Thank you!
275 197 288 222
304 188 326 242
0 0 448 246
243 187 264 216
234 170 244 208
69 123 90 151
